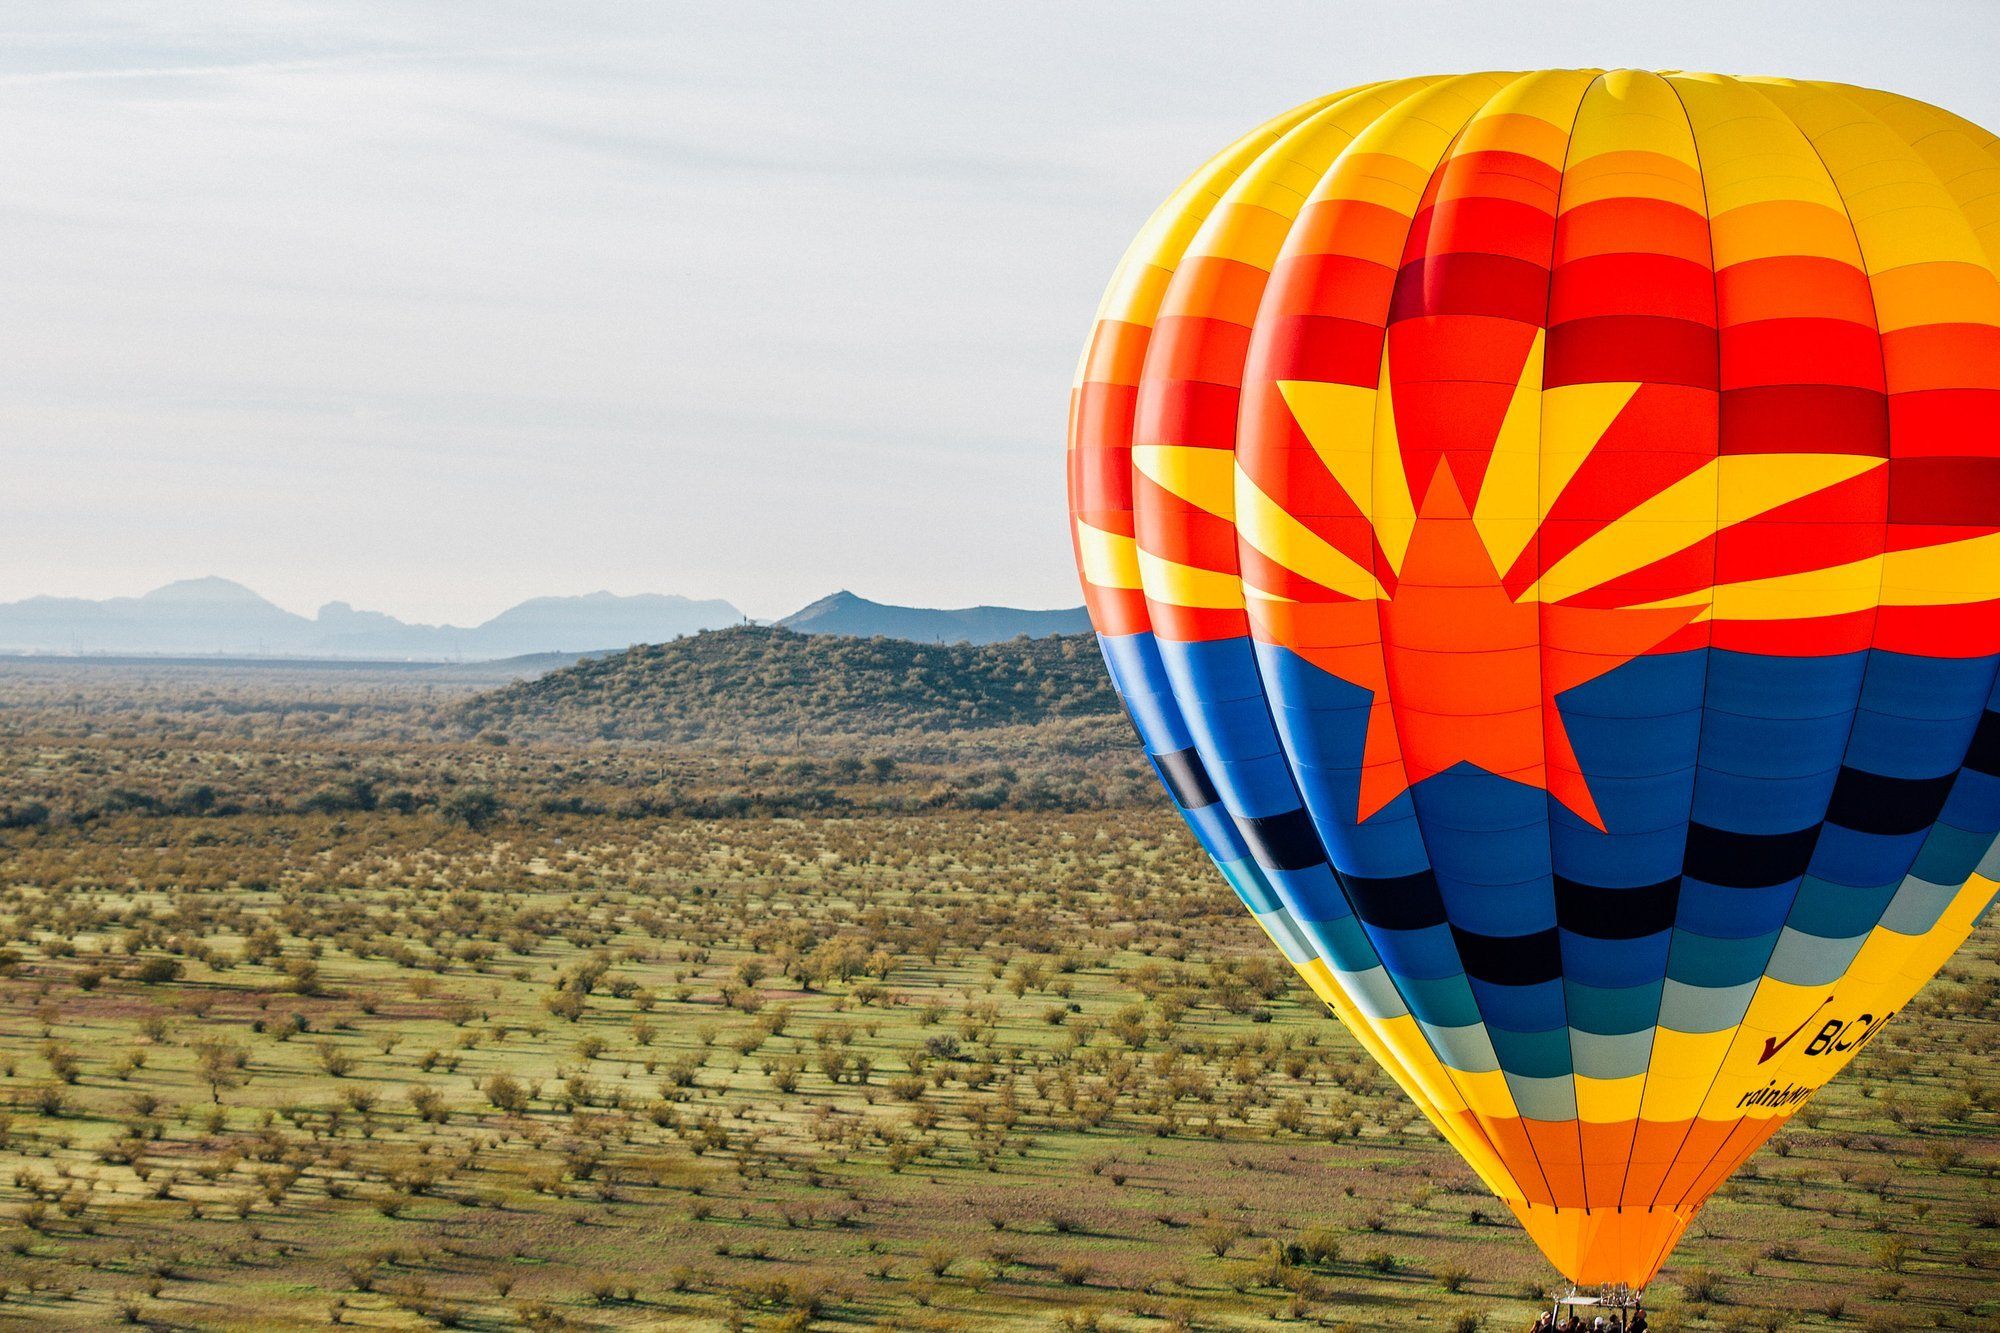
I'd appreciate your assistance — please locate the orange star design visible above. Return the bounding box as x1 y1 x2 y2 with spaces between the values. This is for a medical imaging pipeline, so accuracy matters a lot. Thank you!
1295 463 1701 829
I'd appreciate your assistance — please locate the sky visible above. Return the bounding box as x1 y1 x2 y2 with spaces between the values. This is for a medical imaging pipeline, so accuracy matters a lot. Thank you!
2 3 1995 625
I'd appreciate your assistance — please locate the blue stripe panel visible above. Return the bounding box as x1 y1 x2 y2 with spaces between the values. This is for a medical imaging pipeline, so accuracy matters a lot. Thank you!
1677 879 1796 938
1784 877 1899 938
1564 979 1663 1036
1807 824 1929 888
1098 632 1194 755
1487 1025 1572 1080
1108 623 2000 1098
1668 929 1778 988
1912 821 1995 886
1469 977 1566 1032
1216 857 1284 917
1561 930 1672 990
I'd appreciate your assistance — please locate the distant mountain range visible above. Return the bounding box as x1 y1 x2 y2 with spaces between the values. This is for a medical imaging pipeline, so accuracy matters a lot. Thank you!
777 591 1089 645
0 579 1090 659
0 578 743 659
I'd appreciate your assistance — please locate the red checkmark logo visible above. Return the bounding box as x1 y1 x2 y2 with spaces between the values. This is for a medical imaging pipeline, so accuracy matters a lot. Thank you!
1759 997 1833 1065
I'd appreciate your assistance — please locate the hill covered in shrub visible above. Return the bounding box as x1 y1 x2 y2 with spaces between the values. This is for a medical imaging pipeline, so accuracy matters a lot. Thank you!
455 625 1122 753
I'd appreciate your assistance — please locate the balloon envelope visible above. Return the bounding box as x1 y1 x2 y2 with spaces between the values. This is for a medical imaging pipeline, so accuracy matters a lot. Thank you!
1068 70 2000 1285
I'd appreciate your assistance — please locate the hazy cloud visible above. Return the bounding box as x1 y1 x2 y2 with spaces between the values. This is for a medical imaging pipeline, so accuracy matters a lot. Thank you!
4 2 1993 621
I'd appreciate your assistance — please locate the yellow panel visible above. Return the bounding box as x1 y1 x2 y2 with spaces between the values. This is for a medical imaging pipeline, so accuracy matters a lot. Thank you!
1326 152 1447 214
1702 552 1885 621
1575 1071 1647 1124
1638 1026 1735 1122
1455 1067 1518 1120
1135 548 1245 610
1369 348 1416 570
1636 1069 1715 1124
1753 78 1991 273
1706 200 1867 269
1275 349 1417 574
1657 527 2000 620
1474 328 1645 575
1073 520 1141 590
1558 148 1706 212
1194 77 1445 260
1234 462 1385 600
1527 454 1884 603
1879 529 2000 602
1306 74 1521 214
1458 69 1601 163
1276 379 1381 503
1131 445 1234 521
1570 69 1702 169
1838 88 2000 274
1540 384 1643 479
1471 329 1548 566
1196 202 1296 272
1665 73 1847 218
1870 260 2000 331
1374 1014 1473 1114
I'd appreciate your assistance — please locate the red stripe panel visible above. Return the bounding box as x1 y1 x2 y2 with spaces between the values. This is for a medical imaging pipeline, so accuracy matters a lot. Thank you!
1714 521 1885 586
1283 198 1425 273
1406 195 1560 269
1546 252 1717 324
1133 379 1240 451
1147 602 1247 643
1389 252 1553 323
1084 585 1151 638
1718 318 1886 391
1554 197 1712 267
1144 315 1255 388
1243 314 1385 388
1708 611 1875 655
1081 320 1152 387
1135 477 1240 570
1424 168 1565 250
1888 456 2000 525
1890 388 2000 457
1882 323 2000 392
1158 255 1269 326
1720 385 1888 456
1071 443 1135 525
1716 256 1876 325
1886 522 1999 552
1073 380 1138 452
1263 252 1400 324
1876 600 2000 657
1545 315 1717 388
1388 314 1540 385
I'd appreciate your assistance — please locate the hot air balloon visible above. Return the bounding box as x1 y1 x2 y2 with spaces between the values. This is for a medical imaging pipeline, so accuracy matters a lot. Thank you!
1068 70 2000 1288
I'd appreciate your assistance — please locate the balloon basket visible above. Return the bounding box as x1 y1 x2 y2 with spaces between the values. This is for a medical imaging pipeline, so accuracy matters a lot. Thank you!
1548 1281 1645 1326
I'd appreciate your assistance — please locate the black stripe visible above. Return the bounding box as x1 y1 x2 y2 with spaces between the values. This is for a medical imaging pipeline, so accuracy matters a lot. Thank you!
1452 926 1563 987
1342 870 1447 931
1151 747 1220 810
1554 876 1679 940
1827 766 1956 837
1684 822 1818 888
1239 808 1325 872
1963 711 2000 777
